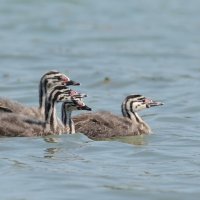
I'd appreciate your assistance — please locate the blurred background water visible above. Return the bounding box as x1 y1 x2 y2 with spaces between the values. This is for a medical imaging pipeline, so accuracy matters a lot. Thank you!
0 0 200 199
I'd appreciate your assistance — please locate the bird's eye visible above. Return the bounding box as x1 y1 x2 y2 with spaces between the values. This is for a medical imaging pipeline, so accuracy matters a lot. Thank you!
144 98 152 104
76 100 85 107
59 75 70 82
137 98 145 102
70 90 78 96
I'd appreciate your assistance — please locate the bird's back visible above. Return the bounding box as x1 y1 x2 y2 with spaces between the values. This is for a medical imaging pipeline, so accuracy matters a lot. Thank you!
0 112 51 137
0 98 42 119
73 111 141 139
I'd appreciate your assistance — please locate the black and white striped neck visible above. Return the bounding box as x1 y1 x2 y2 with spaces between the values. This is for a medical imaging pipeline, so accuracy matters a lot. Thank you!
44 85 72 133
61 99 92 134
61 103 75 134
39 70 62 115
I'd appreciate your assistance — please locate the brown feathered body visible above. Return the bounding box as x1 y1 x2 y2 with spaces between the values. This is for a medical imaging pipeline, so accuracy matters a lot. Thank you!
0 112 54 137
0 98 42 119
73 111 150 139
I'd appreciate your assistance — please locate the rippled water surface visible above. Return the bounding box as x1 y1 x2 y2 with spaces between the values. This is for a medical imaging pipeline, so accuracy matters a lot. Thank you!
0 0 200 199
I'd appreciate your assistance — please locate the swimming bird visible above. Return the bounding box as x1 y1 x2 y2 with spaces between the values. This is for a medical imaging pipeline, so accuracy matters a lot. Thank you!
73 95 163 139
61 98 92 134
44 86 87 133
0 86 85 137
0 70 80 119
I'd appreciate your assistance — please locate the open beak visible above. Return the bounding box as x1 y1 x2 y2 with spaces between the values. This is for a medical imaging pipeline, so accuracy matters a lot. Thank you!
66 80 80 86
146 99 164 108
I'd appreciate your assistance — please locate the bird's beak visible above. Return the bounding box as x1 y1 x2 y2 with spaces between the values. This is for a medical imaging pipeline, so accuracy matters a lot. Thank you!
66 80 80 86
145 98 164 108
80 105 92 111
74 93 87 98
69 89 87 98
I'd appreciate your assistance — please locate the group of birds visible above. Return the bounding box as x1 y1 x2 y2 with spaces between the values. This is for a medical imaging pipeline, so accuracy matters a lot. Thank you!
0 70 163 139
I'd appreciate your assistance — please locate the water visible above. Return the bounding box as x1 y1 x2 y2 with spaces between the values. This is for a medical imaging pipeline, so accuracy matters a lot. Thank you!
0 0 200 199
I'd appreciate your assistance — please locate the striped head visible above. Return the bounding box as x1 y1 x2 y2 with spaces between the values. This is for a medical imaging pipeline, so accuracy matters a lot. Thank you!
121 94 163 118
39 70 80 111
47 85 87 103
62 98 92 113
45 85 87 123
61 98 91 134
40 70 80 91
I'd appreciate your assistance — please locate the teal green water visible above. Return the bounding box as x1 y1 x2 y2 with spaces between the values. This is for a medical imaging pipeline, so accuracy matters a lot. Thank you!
0 0 200 199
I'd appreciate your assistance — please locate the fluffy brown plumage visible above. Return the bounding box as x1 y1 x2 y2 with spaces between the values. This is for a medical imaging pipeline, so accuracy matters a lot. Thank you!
0 112 51 137
73 111 146 139
0 99 41 118
73 94 163 139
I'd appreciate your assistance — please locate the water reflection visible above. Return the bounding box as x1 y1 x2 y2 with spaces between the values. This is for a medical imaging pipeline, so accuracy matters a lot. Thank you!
43 136 61 143
95 135 148 145
43 136 61 159
44 147 60 159
42 134 91 160
43 133 149 146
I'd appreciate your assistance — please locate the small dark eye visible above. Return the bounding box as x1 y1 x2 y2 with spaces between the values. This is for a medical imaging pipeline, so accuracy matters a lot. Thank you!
138 98 145 102
59 75 69 82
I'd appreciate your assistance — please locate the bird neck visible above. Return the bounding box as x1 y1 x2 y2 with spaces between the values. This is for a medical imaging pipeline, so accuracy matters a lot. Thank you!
124 110 142 123
61 105 75 134
132 112 151 134
131 112 143 123
121 105 151 133
45 101 58 133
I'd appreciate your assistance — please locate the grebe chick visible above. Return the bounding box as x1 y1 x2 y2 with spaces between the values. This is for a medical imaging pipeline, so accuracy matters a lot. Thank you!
73 95 163 139
0 86 85 137
0 70 80 119
61 98 92 134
